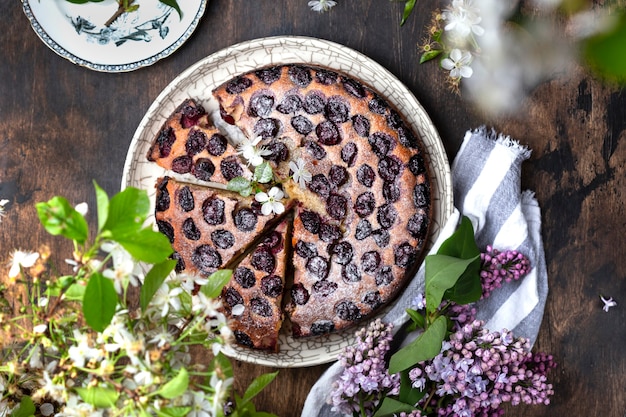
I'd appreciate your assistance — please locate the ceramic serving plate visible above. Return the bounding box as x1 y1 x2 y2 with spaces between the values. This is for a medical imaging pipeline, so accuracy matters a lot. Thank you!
22 0 207 72
121 36 453 367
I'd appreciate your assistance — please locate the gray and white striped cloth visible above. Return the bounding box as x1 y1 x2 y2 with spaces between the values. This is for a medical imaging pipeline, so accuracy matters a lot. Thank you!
302 127 549 417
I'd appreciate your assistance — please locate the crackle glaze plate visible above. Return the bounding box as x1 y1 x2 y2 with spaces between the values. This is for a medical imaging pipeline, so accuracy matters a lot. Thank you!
22 0 207 72
121 36 453 368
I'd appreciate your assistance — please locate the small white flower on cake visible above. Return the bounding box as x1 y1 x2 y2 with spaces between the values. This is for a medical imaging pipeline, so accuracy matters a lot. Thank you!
289 157 313 188
237 136 271 167
255 187 285 216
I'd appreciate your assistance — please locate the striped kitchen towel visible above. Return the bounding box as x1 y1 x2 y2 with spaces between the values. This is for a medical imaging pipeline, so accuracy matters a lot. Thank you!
302 126 549 417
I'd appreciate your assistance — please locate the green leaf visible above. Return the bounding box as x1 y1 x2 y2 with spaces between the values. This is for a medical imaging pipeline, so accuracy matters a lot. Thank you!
201 269 233 299
155 407 192 417
140 260 177 312
112 227 173 264
10 396 35 417
400 0 416 26
388 315 447 374
102 187 150 235
83 272 118 332
405 308 425 331
420 49 442 64
398 368 426 407
159 0 182 19
443 259 482 305
157 367 189 399
35 196 89 244
93 181 109 233
437 216 480 259
242 371 278 404
254 162 274 184
425 254 479 313
373 396 416 417
582 12 626 84
211 352 234 380
227 176 252 192
65 283 86 301
75 386 119 408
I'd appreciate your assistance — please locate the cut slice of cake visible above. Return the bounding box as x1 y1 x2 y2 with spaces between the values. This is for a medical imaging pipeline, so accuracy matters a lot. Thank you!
147 98 250 185
154 176 280 276
219 218 291 352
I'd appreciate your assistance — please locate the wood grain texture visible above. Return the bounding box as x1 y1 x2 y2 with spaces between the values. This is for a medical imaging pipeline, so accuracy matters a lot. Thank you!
1 1 625 416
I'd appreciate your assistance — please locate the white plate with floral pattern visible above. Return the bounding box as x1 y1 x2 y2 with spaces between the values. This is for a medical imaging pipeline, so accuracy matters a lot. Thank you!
121 36 453 367
22 0 207 72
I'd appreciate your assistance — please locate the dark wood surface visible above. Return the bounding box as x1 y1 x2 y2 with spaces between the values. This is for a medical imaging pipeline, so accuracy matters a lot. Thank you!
2 1 625 416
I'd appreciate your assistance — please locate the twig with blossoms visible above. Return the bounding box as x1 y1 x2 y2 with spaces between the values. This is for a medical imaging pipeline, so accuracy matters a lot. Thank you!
329 216 556 417
0 182 278 417
228 134 312 215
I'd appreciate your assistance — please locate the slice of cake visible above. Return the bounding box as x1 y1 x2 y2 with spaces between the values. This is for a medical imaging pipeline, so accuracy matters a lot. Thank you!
147 98 250 185
154 176 280 276
219 218 291 352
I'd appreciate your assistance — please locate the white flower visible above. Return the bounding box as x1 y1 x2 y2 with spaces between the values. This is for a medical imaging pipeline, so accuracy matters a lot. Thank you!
255 187 285 216
237 136 271 167
441 48 474 79
101 241 142 293
601 295 617 312
67 330 103 368
74 202 88 216
289 158 312 188
151 284 184 318
8 250 40 279
175 272 209 293
210 374 234 416
308 0 337 13
192 291 223 319
442 0 484 38
55 394 104 417
0 199 9 222
148 329 174 348
188 391 213 417
35 371 66 403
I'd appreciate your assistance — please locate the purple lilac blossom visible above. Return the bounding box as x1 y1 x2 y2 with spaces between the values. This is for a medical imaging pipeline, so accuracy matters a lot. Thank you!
480 246 531 299
408 320 556 416
329 319 400 416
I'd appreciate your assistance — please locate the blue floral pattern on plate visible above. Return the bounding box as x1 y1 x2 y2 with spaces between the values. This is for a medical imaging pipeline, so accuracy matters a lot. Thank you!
23 0 207 72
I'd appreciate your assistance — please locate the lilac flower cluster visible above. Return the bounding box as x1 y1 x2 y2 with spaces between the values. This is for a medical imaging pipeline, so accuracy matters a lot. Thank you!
408 320 556 416
480 246 531 299
330 318 401 416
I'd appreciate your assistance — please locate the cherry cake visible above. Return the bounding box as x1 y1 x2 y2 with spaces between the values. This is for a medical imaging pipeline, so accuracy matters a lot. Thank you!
147 64 431 350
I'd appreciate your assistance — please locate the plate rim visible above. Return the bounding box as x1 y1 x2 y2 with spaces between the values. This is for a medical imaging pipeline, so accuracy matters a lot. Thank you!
121 35 453 367
22 0 208 73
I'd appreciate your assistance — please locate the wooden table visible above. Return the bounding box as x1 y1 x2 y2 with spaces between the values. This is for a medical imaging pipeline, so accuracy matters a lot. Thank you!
2 1 625 416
